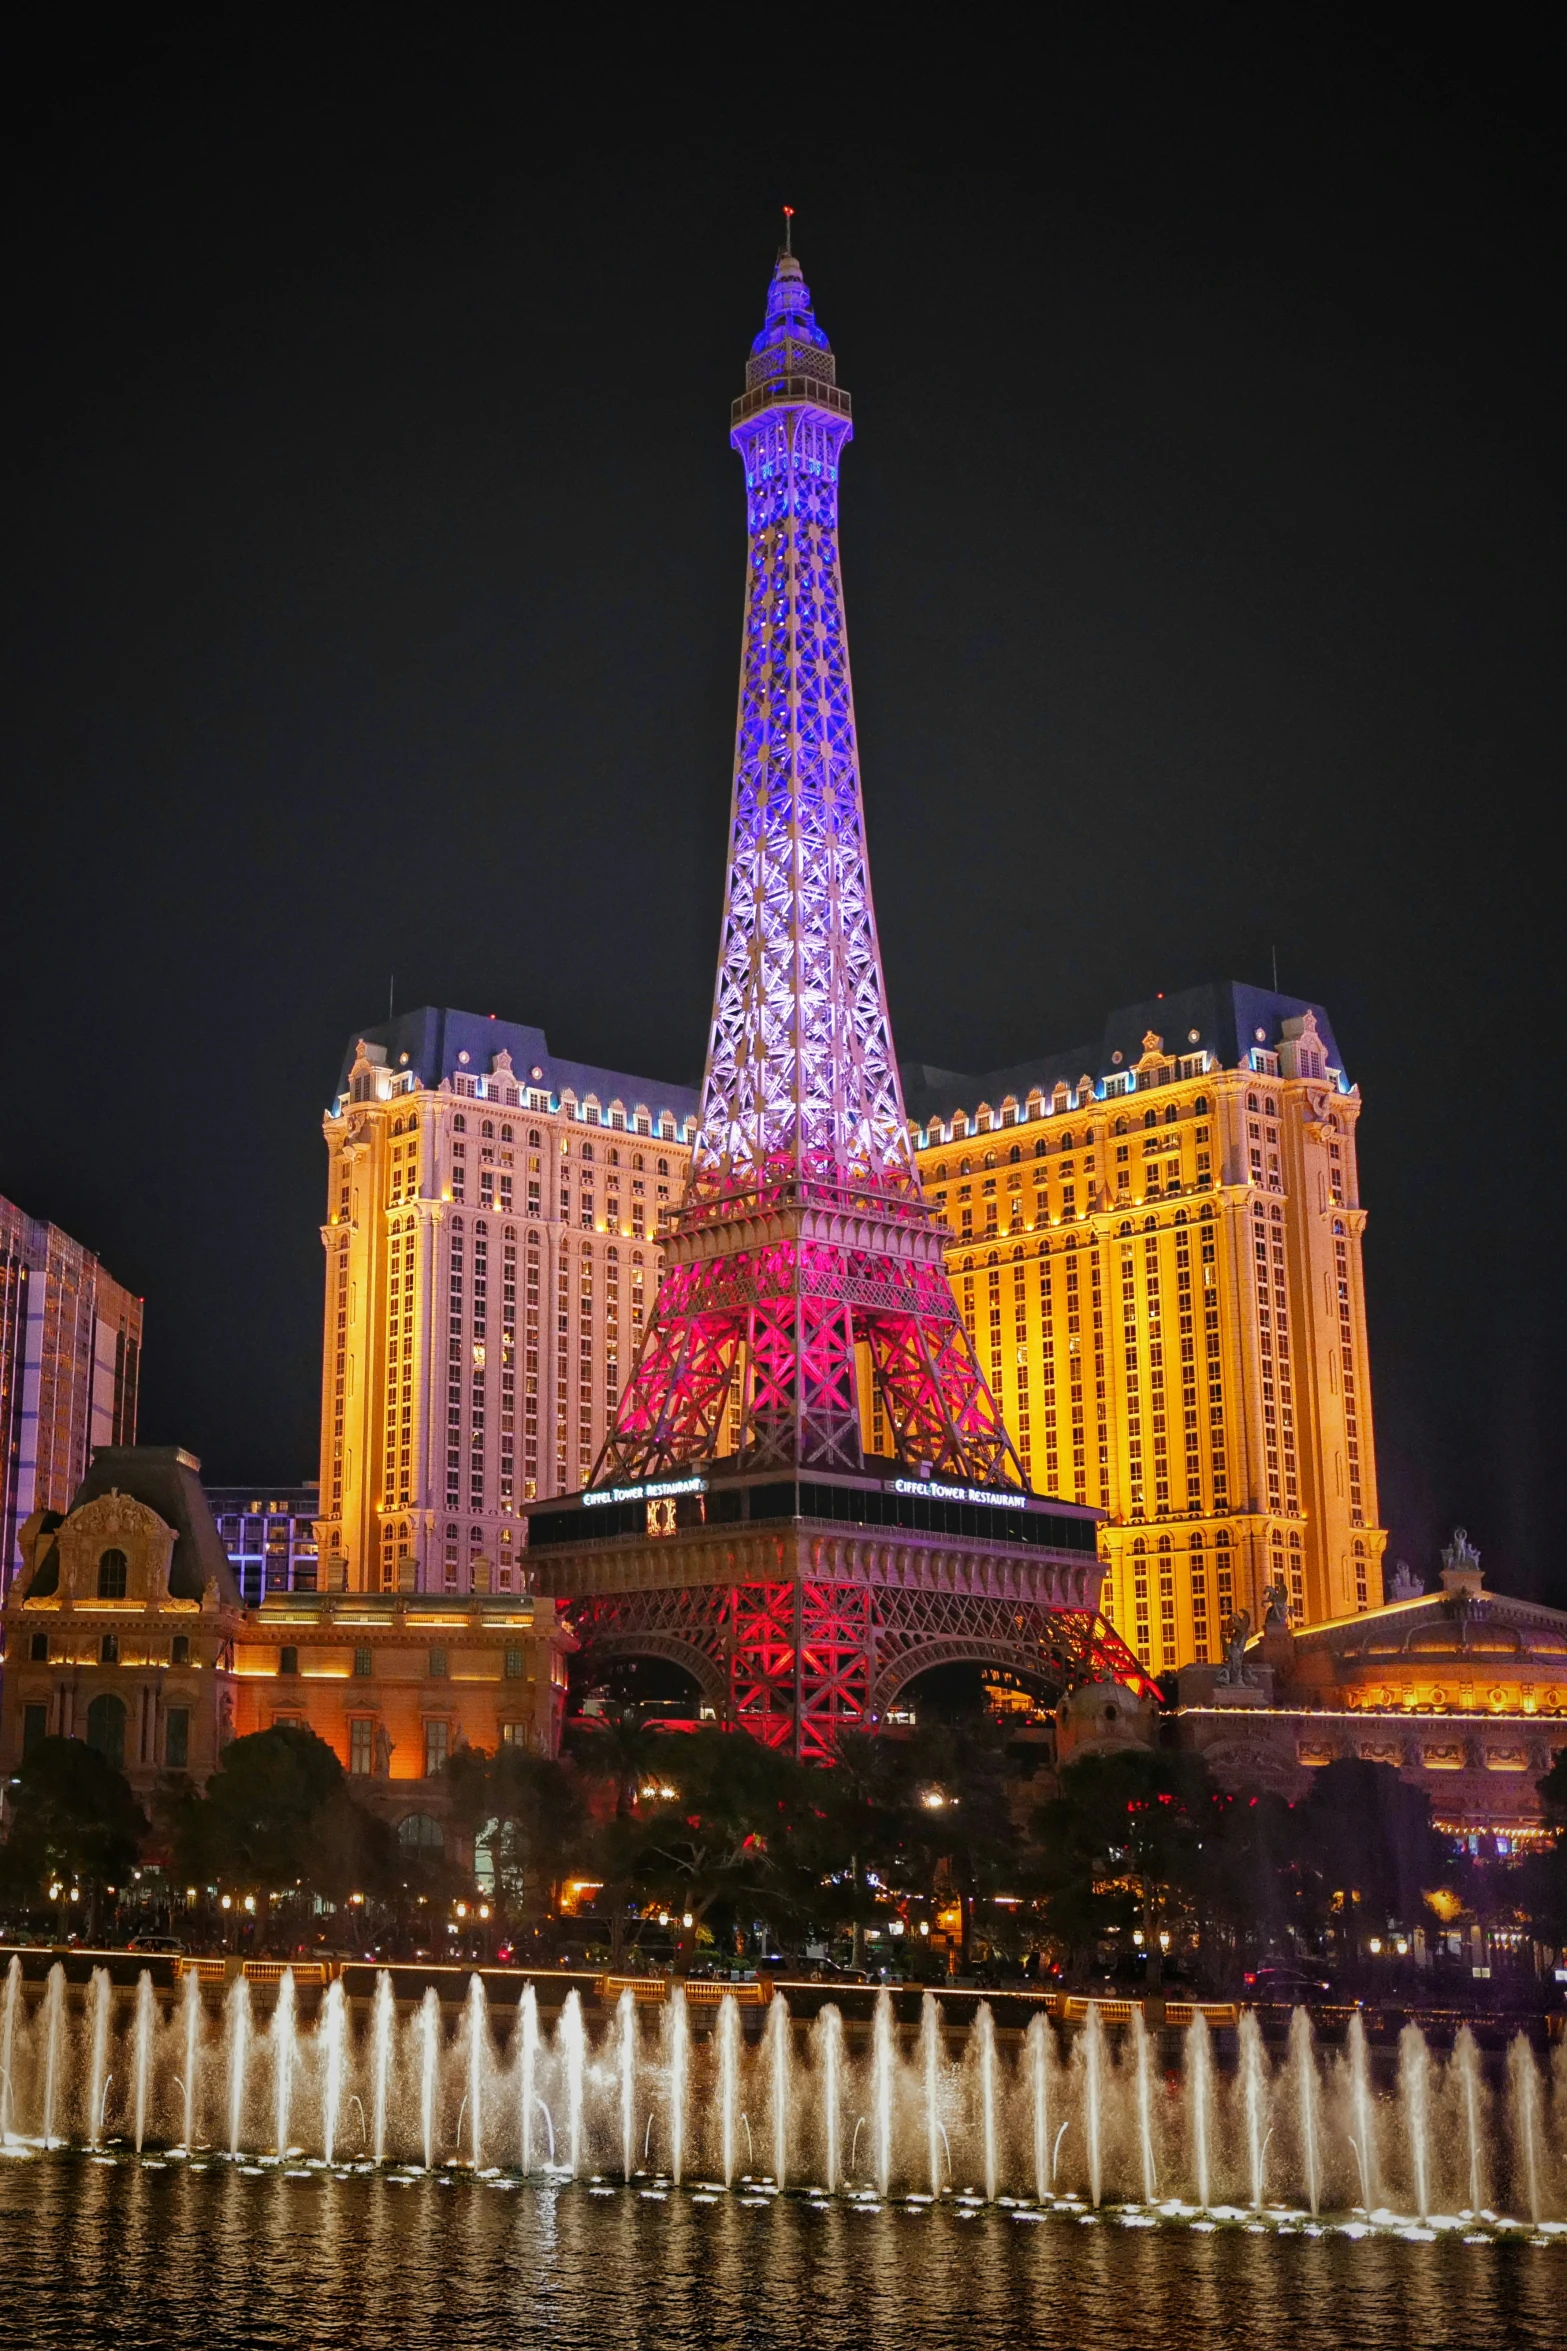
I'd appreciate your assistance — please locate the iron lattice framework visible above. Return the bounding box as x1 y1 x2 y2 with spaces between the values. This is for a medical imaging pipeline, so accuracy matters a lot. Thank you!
569 1570 1153 1758
598 245 1021 1490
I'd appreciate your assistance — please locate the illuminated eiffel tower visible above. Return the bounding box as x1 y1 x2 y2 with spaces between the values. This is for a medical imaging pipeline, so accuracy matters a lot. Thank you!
599 233 1020 1488
525 232 1150 1756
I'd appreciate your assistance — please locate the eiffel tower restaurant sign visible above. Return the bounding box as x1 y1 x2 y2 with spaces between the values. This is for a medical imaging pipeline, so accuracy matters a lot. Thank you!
521 233 1152 1759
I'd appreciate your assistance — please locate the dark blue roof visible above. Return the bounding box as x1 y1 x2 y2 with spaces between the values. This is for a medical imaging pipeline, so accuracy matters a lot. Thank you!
332 1008 700 1126
900 983 1348 1124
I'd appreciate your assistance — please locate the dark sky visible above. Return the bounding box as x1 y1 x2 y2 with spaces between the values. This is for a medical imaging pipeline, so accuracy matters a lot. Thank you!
2 20 1562 1598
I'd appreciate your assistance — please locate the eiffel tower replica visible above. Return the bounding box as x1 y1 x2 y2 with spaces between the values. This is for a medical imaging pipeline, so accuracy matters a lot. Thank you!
524 230 1149 1757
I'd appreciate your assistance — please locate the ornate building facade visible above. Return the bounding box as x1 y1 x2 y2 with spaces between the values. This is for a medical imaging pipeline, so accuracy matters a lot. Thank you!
318 1009 697 1597
904 981 1387 1675
1 1192 141 1593
0 1447 570 1846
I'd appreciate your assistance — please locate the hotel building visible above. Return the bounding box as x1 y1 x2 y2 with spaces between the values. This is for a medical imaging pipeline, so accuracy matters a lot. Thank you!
208 1482 322 1604
318 1009 697 1597
1 1194 141 1593
1 1446 571 1835
904 983 1387 1674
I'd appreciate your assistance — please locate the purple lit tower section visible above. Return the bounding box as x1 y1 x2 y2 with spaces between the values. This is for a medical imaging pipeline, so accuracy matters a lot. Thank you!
600 239 1021 1485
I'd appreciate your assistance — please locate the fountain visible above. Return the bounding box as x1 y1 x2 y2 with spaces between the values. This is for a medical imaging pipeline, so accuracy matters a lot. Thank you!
0 1964 1556 2231
1238 2009 1268 2210
1186 2011 1215 2212
418 1988 440 2170
668 1986 688 2187
87 1967 112 2148
920 1992 944 2197
718 1995 741 2189
561 1989 585 2178
133 1970 156 2153
371 1971 395 2166
1130 2006 1158 2205
1289 2005 1321 2217
1025 2011 1053 2205
1 1954 21 2142
1346 2011 1378 2213
976 2001 999 2203
1454 2025 1485 2214
517 1984 539 2174
271 1968 297 2158
465 1974 488 2169
321 1980 347 2166
1081 2001 1106 2209
871 1991 893 2197
224 1974 251 2158
617 1989 637 2180
1399 2020 1431 2220
814 2003 841 2195
41 1963 66 2150
1510 2032 1544 2226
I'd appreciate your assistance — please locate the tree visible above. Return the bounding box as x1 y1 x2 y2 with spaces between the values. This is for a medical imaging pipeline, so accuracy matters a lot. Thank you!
1031 1748 1222 1984
1 1736 147 1934
565 1707 678 1962
621 1727 812 1969
176 1726 393 1915
438 1743 585 1923
1284 1758 1447 1951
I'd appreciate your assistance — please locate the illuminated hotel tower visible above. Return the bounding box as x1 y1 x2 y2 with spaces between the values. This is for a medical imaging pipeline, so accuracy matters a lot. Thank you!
905 984 1387 1673
317 1012 696 1595
524 239 1144 1756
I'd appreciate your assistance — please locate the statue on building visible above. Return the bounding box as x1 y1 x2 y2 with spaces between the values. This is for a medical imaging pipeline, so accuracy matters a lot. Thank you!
374 1724 394 1778
217 1689 235 1747
1263 1578 1290 1630
1385 1559 1422 1603
1216 1609 1256 1686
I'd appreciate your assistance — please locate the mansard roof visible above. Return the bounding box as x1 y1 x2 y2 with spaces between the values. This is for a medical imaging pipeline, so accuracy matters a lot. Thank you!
22 1445 242 1607
331 1008 701 1126
900 982 1348 1125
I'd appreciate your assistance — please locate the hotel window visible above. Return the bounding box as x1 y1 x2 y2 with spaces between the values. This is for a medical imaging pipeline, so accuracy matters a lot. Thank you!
172 1634 191 1667
23 1702 48 1758
97 1547 129 1599
424 1720 450 1775
350 1718 375 1776
504 1645 525 1679
428 1645 449 1678
354 1645 373 1677
166 1708 190 1769
100 1633 120 1665
29 1632 48 1662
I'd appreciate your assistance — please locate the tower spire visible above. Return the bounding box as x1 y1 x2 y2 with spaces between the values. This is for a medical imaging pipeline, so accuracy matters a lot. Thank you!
596 247 1022 1489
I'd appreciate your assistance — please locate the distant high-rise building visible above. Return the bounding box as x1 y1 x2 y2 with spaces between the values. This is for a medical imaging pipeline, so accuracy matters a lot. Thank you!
0 1195 142 1589
207 1482 322 1605
317 1010 698 1595
904 983 1387 1673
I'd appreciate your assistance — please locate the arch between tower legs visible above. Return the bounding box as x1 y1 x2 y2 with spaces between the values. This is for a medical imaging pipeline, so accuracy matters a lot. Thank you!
570 1573 1124 1762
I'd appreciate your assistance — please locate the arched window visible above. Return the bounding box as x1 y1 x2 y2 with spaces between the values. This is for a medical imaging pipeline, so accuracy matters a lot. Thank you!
529 1129 542 1146
608 1147 620 1167
656 1159 669 1177
1194 1096 1209 1114
1264 1097 1277 1117
97 1548 128 1599
959 1158 972 1177
1034 1139 1046 1158
481 1120 495 1139
500 1123 513 1141
1246 1094 1258 1112
632 1153 644 1171
453 1113 467 1133
398 1813 445 1853
984 1151 996 1170
86 1693 126 1768
391 1117 405 1136
1164 1105 1178 1125
1008 1144 1021 1164
1143 1110 1157 1129
1112 1117 1128 1136
581 1142 595 1162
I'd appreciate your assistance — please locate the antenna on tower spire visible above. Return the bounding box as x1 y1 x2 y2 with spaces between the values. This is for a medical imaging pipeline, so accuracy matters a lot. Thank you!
781 204 794 254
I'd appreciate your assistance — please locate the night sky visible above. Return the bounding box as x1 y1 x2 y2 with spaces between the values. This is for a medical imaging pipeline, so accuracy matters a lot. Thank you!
3 22 1562 1598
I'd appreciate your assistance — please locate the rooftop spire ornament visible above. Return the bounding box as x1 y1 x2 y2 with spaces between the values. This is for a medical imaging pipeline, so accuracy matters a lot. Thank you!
597 241 1022 1490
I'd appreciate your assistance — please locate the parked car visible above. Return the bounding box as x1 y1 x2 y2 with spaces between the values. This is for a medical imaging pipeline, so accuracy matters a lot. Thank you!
127 1935 187 1956
1242 1963 1334 2000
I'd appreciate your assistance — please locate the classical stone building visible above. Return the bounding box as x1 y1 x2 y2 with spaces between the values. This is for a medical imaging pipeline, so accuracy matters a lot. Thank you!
904 982 1386 1674
0 1447 572 1857
1056 1532 1567 1845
